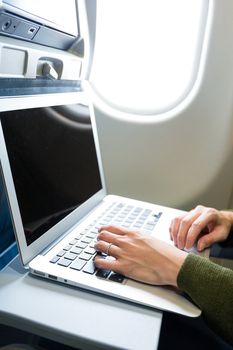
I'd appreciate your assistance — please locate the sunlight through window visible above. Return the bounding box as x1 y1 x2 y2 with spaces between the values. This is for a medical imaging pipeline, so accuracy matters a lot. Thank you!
90 0 209 115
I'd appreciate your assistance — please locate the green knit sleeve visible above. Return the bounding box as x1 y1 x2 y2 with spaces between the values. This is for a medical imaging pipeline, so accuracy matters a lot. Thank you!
177 254 233 345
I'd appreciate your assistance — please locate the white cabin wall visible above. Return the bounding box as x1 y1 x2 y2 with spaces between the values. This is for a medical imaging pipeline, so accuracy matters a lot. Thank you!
89 0 233 210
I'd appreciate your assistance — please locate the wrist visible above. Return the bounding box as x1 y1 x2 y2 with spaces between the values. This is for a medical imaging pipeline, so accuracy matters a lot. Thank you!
164 246 188 287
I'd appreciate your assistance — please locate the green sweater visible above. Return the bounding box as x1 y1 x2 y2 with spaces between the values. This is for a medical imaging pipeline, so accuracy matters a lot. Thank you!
177 254 233 346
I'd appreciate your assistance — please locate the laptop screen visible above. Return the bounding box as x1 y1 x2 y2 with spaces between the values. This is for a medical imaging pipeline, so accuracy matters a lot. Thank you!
0 107 102 246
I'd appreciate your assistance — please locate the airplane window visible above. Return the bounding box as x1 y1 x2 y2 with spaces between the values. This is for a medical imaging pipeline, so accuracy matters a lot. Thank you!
90 0 209 116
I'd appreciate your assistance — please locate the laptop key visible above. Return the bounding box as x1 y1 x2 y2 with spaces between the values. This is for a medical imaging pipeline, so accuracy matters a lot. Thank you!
76 242 88 249
81 237 92 244
58 258 72 267
70 246 82 255
79 252 92 261
143 224 156 231
69 239 78 245
109 273 125 283
85 232 96 239
57 250 66 257
89 240 97 248
96 269 111 279
82 261 96 274
70 259 86 271
84 247 96 255
50 256 60 263
64 252 77 261
63 244 72 251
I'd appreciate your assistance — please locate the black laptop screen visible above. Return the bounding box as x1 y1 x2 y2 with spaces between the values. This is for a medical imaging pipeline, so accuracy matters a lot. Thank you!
0 107 102 245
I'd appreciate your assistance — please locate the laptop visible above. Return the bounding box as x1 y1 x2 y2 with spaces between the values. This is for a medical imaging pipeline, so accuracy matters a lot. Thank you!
0 105 204 317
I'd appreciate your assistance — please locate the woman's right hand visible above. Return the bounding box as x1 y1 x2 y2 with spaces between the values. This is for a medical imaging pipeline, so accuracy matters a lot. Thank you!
169 205 233 251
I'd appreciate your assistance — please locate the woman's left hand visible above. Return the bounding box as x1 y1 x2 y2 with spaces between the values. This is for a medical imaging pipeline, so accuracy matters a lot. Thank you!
94 225 187 287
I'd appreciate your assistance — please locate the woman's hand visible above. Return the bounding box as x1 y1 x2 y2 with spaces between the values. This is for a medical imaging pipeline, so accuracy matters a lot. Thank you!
94 225 187 287
169 205 233 251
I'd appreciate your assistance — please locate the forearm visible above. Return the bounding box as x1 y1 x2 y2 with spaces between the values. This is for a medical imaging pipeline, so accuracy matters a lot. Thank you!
177 254 233 345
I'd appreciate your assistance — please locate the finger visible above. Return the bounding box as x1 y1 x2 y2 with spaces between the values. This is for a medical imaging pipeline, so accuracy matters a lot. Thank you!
97 229 124 246
95 240 121 257
197 227 228 251
176 211 202 249
185 210 218 249
98 225 127 235
169 215 185 245
94 256 121 272
98 225 140 243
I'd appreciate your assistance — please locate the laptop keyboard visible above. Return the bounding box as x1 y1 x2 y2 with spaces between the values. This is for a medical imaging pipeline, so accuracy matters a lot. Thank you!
49 202 162 283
